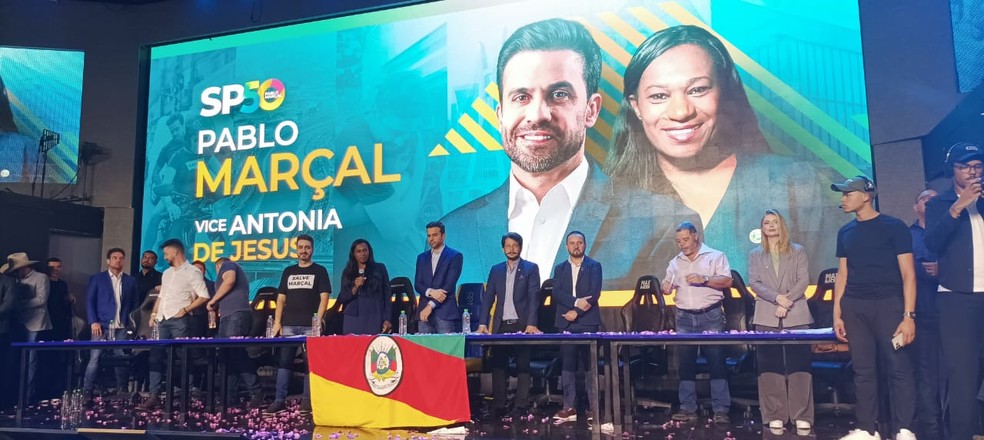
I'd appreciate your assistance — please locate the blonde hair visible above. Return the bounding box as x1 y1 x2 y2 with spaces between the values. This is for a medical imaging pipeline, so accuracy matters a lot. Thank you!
761 209 791 255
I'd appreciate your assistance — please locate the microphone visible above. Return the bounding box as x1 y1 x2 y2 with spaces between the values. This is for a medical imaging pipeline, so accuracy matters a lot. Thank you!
358 268 365 278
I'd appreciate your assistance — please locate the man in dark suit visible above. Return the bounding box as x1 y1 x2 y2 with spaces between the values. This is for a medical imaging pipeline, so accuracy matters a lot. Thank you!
414 221 463 334
83 247 138 400
476 232 541 416
925 142 984 440
440 18 694 291
551 231 601 423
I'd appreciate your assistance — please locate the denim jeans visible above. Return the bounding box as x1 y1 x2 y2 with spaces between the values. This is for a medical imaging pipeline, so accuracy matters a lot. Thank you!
217 310 259 398
675 307 730 413
149 316 189 394
274 325 311 402
417 318 457 334
83 326 130 392
24 330 38 403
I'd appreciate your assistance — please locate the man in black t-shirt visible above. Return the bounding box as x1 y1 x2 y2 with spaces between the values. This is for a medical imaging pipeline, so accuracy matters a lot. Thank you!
266 234 330 414
830 176 917 440
207 258 261 408
135 250 162 307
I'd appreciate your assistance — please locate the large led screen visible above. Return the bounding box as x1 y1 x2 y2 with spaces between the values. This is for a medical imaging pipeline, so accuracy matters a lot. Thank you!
0 47 84 184
141 0 872 301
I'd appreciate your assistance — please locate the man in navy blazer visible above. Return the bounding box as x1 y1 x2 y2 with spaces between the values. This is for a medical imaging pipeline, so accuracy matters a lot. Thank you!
925 142 984 440
551 231 602 422
414 221 463 334
83 248 138 399
476 232 541 415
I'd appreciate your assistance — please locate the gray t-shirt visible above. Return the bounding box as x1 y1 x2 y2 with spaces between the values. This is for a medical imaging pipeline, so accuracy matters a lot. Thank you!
216 261 251 313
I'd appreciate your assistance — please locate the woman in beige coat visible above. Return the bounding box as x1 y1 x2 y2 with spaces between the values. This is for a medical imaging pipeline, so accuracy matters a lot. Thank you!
748 209 814 433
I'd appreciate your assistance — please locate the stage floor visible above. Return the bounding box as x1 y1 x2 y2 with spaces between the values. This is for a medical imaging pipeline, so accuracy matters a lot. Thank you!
0 395 868 440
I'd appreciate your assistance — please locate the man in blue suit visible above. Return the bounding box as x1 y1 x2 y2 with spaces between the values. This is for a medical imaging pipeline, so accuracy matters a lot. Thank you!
476 232 541 415
440 18 695 291
551 231 602 423
414 221 463 333
83 247 138 400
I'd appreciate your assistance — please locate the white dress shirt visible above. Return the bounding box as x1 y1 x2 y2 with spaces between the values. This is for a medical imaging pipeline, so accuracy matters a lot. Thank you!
939 202 984 293
508 160 589 283
426 245 445 300
109 270 123 324
157 261 210 320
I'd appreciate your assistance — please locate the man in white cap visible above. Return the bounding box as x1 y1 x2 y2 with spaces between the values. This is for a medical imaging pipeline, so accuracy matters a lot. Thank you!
2 252 51 403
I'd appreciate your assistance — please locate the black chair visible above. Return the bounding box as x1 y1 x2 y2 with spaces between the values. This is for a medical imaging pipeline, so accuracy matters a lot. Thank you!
529 279 563 407
808 268 854 415
457 283 484 333
725 270 759 417
389 276 417 334
620 275 672 411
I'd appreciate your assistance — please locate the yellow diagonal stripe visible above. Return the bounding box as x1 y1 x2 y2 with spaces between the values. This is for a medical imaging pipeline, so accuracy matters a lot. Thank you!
593 115 613 141
486 83 500 102
9 92 76 178
429 144 450 157
746 87 863 178
444 128 476 154
585 137 606 164
471 98 499 129
572 19 632 67
458 113 502 151
599 12 647 46
659 3 871 162
600 64 624 115
627 7 669 34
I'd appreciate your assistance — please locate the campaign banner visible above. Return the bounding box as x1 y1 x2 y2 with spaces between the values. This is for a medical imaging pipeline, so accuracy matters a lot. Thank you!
141 0 871 300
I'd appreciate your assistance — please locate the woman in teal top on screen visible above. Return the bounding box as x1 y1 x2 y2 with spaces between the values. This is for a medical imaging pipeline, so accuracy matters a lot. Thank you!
605 25 839 277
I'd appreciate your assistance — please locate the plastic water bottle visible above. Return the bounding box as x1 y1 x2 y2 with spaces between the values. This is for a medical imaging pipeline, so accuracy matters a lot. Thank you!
265 316 274 338
107 320 116 341
398 311 408 335
208 309 217 329
461 309 471 334
311 313 321 337
150 321 160 340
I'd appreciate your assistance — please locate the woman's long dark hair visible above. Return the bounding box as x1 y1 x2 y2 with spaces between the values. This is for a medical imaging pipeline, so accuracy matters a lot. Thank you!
605 25 768 195
342 238 376 286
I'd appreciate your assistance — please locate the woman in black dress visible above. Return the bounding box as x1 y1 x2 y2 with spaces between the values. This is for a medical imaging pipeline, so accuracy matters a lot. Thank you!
338 239 392 335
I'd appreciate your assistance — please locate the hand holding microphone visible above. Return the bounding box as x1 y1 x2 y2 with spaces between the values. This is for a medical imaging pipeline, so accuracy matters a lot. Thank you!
353 268 366 290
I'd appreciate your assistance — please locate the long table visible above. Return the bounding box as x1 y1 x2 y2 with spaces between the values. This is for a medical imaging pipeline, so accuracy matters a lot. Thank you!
602 330 839 433
14 331 837 434
10 337 307 427
464 333 604 435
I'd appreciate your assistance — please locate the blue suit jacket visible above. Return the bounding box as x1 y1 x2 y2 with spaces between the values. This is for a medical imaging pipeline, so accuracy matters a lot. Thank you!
440 161 697 290
479 259 541 331
414 246 463 321
552 256 602 329
86 271 138 327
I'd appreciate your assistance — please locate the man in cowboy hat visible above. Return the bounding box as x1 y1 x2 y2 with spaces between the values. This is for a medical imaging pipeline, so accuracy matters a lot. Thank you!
3 252 52 404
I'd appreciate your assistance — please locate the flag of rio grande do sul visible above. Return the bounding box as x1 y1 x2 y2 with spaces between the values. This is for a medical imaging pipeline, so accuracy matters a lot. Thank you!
308 334 470 428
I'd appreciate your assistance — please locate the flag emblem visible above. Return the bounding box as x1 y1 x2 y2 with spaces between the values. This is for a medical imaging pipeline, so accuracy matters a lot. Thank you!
364 335 403 396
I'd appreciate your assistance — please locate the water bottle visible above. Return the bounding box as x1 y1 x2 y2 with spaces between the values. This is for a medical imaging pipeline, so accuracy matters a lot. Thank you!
311 313 321 337
398 311 408 335
461 309 471 334
60 391 71 430
150 321 160 340
208 309 218 329
265 316 274 338
107 320 116 341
